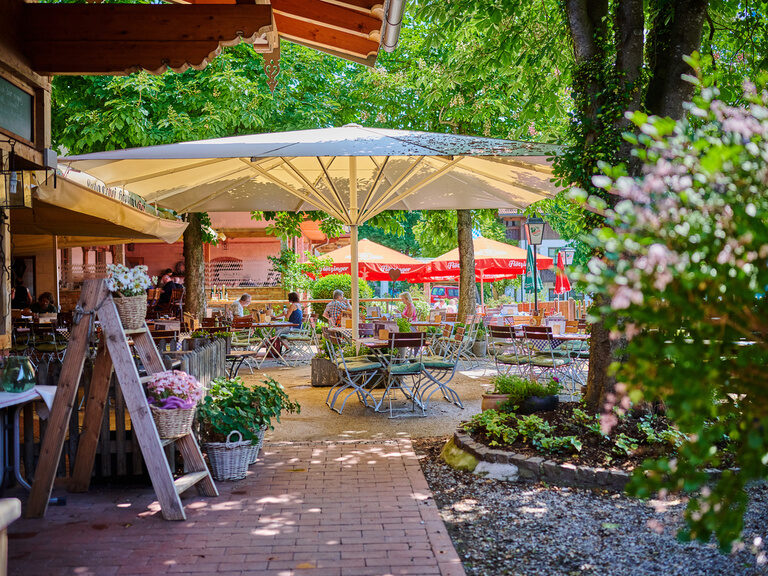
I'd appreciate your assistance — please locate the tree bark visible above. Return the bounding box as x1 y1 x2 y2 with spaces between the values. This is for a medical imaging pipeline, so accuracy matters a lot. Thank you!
183 213 206 322
645 0 709 118
456 209 476 320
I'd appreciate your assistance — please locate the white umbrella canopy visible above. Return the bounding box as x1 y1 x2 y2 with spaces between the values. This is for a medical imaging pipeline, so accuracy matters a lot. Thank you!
60 125 561 338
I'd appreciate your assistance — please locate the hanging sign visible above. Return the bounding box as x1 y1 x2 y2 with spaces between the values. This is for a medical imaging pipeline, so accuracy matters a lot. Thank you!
0 77 33 142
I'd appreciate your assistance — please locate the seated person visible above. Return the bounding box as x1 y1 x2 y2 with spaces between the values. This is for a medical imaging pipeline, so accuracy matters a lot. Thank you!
30 292 57 314
322 290 349 327
284 292 303 328
400 292 417 322
11 280 32 310
445 298 458 313
158 268 173 288
157 276 183 306
233 293 251 317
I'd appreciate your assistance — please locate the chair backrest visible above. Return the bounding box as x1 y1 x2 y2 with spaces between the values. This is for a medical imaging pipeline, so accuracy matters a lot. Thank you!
445 312 458 322
488 324 515 340
453 326 466 341
231 317 253 329
388 331 425 349
322 327 345 346
441 324 452 339
523 325 552 340
170 288 184 304
202 317 217 328
359 323 375 337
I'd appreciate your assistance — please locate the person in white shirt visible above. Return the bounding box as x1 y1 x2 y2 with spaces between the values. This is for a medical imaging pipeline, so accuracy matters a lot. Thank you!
233 293 251 317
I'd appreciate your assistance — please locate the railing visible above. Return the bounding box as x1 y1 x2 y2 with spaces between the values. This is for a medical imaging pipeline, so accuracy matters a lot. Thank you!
19 340 226 483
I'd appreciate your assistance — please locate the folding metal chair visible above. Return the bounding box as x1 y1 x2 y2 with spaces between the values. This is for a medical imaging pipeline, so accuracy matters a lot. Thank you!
374 331 427 418
323 328 382 414
280 318 315 365
488 324 529 376
522 325 574 390
418 331 463 409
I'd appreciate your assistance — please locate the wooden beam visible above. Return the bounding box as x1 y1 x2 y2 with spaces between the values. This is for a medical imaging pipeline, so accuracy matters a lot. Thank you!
274 13 380 60
22 4 273 75
272 0 382 40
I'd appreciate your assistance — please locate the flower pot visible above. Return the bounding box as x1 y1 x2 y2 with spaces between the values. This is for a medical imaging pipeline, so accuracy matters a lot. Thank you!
519 395 559 415
150 405 196 439
113 294 147 330
481 393 511 411
204 431 252 481
311 356 339 387
183 337 210 351
472 340 487 357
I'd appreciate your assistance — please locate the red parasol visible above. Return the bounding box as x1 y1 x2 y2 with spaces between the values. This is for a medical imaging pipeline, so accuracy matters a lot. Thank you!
318 238 422 281
554 251 572 295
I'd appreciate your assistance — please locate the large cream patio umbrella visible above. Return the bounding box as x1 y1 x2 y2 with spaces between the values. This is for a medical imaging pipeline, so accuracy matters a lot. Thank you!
60 125 560 339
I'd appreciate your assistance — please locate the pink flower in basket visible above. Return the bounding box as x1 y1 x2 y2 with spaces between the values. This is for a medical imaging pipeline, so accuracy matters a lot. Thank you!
146 370 203 410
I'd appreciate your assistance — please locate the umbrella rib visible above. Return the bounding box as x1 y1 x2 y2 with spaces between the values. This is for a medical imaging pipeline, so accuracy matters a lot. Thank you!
148 163 256 203
359 156 424 222
430 156 556 198
358 156 389 217
101 158 230 187
364 157 462 221
176 175 254 213
241 159 348 222
314 157 350 221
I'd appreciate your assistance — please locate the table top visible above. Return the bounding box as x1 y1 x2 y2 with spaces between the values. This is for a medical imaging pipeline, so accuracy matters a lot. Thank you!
355 337 390 349
226 350 261 359
0 385 57 410
552 333 590 341
251 321 295 328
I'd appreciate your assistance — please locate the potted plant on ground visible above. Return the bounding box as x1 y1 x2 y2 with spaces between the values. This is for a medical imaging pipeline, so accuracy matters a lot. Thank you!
472 324 487 358
145 370 204 439
198 376 300 479
105 264 156 330
481 375 561 413
311 337 339 387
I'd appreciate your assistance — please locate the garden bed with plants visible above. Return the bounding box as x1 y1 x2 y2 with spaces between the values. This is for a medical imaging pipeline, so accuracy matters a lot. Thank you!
468 374 732 471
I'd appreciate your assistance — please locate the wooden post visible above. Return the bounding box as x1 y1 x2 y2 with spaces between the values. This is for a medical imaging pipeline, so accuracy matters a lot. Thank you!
69 341 113 492
26 279 109 518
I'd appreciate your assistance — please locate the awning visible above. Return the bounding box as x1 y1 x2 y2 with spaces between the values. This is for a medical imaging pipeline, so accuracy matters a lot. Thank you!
10 175 187 244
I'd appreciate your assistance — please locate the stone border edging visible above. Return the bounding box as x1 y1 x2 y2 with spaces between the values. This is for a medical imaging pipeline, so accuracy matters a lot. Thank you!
453 430 632 490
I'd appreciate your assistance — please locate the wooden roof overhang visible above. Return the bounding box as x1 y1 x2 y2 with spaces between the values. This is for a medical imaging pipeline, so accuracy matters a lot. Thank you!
19 0 387 76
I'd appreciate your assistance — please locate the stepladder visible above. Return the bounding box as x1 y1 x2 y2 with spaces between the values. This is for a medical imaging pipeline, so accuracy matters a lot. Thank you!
26 279 218 520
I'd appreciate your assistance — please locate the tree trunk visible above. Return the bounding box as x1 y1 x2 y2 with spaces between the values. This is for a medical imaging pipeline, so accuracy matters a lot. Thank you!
183 213 206 322
456 209 476 320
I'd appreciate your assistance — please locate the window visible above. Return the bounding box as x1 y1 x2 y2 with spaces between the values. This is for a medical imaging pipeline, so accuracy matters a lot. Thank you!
447 288 459 298
432 287 445 296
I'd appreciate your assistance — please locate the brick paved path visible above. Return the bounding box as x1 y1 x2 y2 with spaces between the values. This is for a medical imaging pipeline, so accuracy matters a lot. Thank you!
9 440 465 576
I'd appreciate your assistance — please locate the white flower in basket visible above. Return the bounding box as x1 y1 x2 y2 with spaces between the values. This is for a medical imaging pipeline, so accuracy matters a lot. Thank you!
106 264 157 329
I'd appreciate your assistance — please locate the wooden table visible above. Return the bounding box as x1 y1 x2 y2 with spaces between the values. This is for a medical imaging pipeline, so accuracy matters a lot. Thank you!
225 350 261 378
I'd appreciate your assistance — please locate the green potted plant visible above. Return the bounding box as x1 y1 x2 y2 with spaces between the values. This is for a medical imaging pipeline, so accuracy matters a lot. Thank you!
198 376 300 479
481 375 561 413
311 337 339 388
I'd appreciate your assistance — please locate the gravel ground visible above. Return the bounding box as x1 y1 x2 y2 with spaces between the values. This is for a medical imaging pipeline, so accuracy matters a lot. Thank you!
413 437 768 576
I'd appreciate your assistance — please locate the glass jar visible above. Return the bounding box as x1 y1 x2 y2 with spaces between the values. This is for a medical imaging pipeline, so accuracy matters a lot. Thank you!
1 356 36 393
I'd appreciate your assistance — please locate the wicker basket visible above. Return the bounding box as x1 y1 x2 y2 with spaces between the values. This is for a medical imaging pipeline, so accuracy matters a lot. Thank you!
114 294 147 330
150 405 195 439
247 427 267 465
205 431 253 481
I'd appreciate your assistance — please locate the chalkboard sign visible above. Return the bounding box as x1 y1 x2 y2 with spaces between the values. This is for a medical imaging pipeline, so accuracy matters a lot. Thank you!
0 77 33 142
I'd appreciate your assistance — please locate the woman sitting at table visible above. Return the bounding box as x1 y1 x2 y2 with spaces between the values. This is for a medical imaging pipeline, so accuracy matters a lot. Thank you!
284 292 303 328
400 292 417 322
30 292 57 314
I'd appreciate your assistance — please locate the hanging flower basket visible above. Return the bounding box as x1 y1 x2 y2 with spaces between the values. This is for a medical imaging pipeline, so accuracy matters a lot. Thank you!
114 294 148 330
105 264 156 330
205 431 253 481
150 405 196 439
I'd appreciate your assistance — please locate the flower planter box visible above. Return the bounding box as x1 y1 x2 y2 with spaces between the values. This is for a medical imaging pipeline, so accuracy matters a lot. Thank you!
183 337 210 352
311 357 339 388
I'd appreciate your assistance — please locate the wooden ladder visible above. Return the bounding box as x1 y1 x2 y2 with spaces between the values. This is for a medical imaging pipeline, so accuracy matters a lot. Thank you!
26 279 218 520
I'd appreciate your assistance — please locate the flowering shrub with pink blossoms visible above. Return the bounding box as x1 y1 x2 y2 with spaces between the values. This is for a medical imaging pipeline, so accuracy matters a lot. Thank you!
145 370 203 410
577 63 768 549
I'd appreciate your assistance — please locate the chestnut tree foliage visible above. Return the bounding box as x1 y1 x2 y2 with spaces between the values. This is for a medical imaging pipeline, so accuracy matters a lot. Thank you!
583 67 768 548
